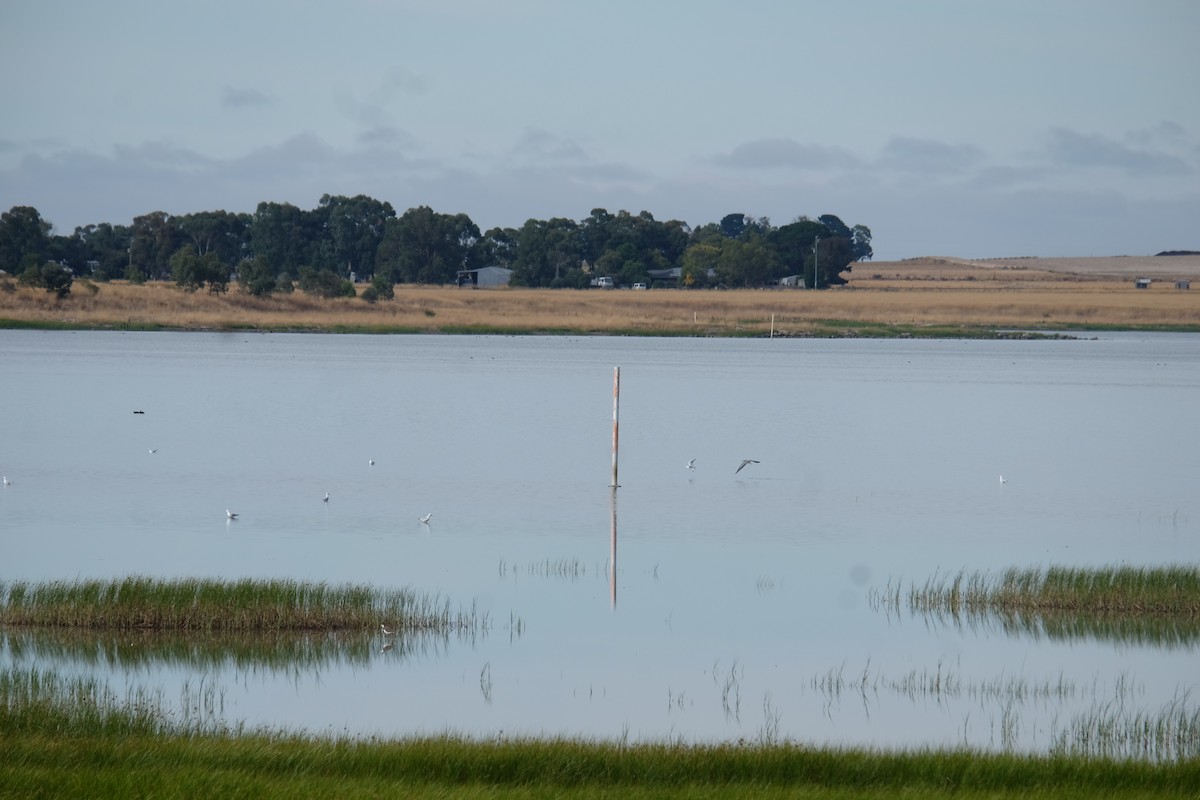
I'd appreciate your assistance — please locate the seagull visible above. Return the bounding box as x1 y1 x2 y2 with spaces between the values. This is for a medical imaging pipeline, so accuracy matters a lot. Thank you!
686 459 696 471
323 492 330 503
368 459 375 466
999 475 1007 484
380 623 396 636
148 448 157 454
735 459 760 474
226 509 238 520
419 513 432 524
2 476 11 486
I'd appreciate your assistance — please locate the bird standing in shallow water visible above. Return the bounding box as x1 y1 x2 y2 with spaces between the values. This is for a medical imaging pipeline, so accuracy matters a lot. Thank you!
380 623 395 636
735 459 759 474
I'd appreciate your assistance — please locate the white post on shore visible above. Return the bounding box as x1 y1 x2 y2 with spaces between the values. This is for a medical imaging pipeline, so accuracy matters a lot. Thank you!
610 367 621 488
770 313 775 338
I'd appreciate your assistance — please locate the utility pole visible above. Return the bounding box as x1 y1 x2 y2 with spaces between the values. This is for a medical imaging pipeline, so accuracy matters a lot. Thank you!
812 236 820 289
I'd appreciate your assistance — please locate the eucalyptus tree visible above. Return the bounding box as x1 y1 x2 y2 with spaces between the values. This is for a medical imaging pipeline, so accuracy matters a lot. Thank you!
511 217 581 287
176 210 251 267
315 193 395 280
0 205 52 272
375 205 480 284
251 201 319 276
128 211 183 282
65 223 132 280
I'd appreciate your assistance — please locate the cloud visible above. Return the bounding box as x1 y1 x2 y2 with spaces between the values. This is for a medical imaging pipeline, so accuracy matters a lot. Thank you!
1044 127 1192 174
221 85 273 109
709 138 861 170
509 128 588 162
876 136 985 174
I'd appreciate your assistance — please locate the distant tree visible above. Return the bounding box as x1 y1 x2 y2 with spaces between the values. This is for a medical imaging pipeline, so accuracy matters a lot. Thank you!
251 201 318 277
851 224 874 262
170 246 228 293
18 261 74 297
0 206 52 273
817 214 852 240
298 266 354 299
65 223 132 280
809 236 853 288
176 210 251 266
376 205 479 284
511 218 580 287
129 211 183 281
237 254 278 297
768 219 826 279
716 234 780 287
679 241 721 287
316 194 395 280
473 227 520 271
718 213 748 240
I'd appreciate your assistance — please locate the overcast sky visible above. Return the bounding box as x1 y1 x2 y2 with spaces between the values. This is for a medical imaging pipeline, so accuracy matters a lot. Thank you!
2 0 1197 260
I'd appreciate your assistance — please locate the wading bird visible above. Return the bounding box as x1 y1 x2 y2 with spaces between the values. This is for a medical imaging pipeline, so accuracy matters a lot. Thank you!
735 459 760 474
380 623 395 636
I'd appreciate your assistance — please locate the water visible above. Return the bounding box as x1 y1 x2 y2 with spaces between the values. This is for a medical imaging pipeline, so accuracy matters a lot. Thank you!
2 329 1198 752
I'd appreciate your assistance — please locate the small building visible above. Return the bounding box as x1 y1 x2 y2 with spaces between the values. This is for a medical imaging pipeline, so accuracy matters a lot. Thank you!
456 266 513 287
1135 278 1152 289
1176 280 1190 290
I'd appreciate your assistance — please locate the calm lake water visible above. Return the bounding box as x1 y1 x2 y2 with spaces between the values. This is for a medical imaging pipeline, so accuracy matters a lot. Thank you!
2 329 1198 753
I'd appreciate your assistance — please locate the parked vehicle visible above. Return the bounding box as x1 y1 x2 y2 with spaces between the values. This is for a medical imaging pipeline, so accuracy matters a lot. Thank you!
632 282 647 290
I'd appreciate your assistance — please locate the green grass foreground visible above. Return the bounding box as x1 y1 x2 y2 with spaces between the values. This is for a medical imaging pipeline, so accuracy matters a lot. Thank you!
1 669 1197 800
0 576 485 633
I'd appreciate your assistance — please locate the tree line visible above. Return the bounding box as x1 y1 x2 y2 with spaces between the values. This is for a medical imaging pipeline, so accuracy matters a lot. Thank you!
0 198 872 298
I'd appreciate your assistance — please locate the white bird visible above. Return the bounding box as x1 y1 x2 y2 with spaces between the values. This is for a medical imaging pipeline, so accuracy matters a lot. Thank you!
686 459 696 471
2 476 11 486
419 513 432 524
369 459 375 466
999 475 1007 484
226 509 238 520
323 492 330 503
380 623 395 636
735 459 760 474
148 448 157 454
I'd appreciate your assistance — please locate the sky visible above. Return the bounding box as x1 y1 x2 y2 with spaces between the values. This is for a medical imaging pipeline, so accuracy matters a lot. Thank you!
2 0 1197 260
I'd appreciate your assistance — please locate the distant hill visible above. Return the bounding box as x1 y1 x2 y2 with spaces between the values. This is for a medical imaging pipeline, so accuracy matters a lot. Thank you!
1156 250 1200 256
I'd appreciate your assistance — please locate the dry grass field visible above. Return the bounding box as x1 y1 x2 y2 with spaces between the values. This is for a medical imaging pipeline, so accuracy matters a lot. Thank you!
2 255 1198 336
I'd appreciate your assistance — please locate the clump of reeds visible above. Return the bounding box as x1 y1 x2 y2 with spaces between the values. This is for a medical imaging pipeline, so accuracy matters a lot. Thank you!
877 566 1200 618
0 576 487 634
